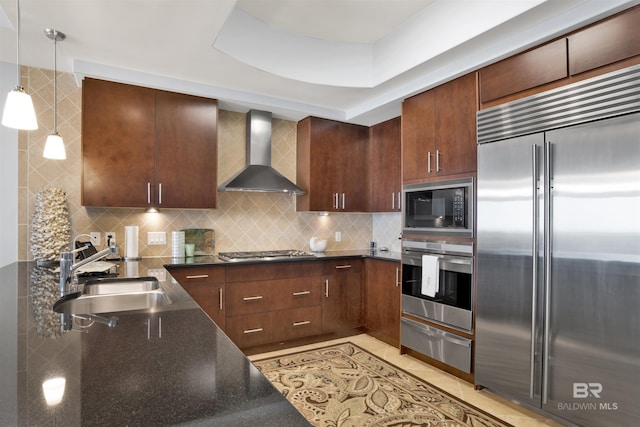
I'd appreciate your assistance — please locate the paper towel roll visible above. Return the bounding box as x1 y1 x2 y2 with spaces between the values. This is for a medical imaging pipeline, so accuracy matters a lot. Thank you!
125 226 140 260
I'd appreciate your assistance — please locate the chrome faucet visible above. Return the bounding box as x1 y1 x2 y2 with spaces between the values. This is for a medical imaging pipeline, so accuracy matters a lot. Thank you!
59 240 118 296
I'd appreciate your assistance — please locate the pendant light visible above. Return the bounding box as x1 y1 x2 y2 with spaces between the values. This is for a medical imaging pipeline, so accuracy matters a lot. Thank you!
42 28 66 160
1 0 38 130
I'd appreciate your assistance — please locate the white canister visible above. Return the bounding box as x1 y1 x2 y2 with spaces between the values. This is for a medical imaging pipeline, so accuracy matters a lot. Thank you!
172 231 185 258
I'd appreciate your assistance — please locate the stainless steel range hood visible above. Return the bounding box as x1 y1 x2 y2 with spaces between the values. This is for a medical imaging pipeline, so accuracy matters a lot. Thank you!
218 110 305 195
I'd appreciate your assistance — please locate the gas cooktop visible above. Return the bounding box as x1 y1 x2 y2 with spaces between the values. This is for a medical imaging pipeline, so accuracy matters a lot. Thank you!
217 250 316 262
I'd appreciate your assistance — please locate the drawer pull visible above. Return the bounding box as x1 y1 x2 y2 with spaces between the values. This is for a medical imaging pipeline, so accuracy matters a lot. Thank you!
243 295 263 301
243 328 263 334
293 321 311 327
219 288 223 310
335 264 352 269
293 291 311 296
185 274 209 279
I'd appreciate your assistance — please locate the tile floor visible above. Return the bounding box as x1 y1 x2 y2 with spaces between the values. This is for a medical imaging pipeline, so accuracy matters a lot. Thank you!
249 334 567 427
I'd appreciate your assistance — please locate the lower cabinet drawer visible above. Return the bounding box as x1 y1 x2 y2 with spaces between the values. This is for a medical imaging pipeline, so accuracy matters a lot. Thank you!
273 306 322 342
226 312 273 348
227 306 322 348
401 317 472 373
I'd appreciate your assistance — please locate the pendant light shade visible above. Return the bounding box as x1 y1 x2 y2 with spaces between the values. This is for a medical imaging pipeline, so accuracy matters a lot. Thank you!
43 28 66 160
43 133 66 159
2 88 38 130
2 0 38 130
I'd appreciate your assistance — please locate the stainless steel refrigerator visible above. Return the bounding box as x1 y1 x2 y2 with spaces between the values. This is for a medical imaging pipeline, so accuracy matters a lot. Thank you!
475 66 640 427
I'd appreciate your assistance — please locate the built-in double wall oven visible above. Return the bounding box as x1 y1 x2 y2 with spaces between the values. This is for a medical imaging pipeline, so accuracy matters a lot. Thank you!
400 238 474 373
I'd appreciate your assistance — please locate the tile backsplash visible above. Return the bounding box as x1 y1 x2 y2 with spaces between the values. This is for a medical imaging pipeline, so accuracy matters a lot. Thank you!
19 66 400 260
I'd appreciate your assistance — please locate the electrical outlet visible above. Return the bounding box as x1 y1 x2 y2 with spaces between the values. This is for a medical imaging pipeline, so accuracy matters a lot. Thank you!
89 232 101 246
105 232 116 246
147 231 167 245
335 231 342 242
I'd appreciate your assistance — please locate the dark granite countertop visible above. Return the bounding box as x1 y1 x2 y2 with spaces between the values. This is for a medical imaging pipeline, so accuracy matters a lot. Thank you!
0 259 310 426
164 249 401 268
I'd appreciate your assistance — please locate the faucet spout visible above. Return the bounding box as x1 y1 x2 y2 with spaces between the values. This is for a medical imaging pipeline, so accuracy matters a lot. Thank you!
59 241 118 296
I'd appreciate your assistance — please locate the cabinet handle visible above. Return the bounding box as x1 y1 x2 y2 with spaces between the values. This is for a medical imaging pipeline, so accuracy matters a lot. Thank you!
436 150 441 172
147 182 151 204
324 279 329 297
333 193 338 209
341 193 345 210
243 327 263 334
397 192 401 210
293 320 311 327
293 290 311 296
335 264 352 269
395 267 400 287
219 288 223 310
158 183 162 205
392 192 395 210
243 295 263 301
185 274 209 279
427 151 432 173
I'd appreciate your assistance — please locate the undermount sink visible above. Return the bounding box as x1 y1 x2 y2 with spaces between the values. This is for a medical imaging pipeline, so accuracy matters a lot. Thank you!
82 276 160 295
53 277 171 315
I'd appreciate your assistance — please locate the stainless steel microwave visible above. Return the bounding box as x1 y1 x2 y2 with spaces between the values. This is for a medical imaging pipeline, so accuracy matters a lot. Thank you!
402 178 474 238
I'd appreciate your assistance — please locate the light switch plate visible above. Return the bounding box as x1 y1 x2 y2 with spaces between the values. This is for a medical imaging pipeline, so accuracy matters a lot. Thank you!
147 232 167 245
147 268 166 281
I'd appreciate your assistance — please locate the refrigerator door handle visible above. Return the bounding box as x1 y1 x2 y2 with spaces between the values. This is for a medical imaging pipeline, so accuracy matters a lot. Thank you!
542 140 553 405
530 144 539 399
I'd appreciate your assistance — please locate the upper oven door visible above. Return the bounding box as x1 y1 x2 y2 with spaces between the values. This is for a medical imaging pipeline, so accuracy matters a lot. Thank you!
402 178 474 238
402 250 473 311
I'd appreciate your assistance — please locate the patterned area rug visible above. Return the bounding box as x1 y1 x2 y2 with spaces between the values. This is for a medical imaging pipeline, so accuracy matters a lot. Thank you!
253 342 513 427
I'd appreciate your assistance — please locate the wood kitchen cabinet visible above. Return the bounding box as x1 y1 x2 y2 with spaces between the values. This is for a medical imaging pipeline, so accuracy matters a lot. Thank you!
322 258 363 332
224 261 323 348
365 259 401 347
297 116 369 212
82 78 218 208
479 39 568 103
402 73 477 184
568 5 640 76
166 266 226 329
369 117 401 212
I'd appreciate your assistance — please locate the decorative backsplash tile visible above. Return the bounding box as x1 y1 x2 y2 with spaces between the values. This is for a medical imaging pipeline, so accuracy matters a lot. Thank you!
19 66 400 260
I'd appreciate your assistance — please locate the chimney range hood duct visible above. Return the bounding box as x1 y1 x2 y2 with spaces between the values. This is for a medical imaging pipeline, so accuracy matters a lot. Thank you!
218 110 305 195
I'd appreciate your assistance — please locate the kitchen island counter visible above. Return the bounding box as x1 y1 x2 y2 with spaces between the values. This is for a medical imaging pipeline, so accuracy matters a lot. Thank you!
0 259 310 426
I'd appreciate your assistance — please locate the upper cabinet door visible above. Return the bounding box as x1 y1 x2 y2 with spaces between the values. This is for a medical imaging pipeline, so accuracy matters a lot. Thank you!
433 73 478 177
82 78 156 207
568 6 640 76
155 91 218 209
402 89 435 183
296 117 368 212
369 117 401 212
479 39 568 104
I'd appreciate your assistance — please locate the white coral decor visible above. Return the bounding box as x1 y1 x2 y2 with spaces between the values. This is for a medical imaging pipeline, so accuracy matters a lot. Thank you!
30 188 71 264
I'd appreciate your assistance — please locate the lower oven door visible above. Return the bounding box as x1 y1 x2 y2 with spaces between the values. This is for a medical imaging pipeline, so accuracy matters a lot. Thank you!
401 250 473 332
401 317 472 373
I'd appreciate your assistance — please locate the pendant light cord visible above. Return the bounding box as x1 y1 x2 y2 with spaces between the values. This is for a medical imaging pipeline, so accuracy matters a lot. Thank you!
53 32 57 132
15 0 21 88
